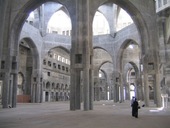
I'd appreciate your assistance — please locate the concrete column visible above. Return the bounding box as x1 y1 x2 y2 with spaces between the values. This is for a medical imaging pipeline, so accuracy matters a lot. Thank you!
75 70 81 110
31 83 35 103
8 75 12 106
93 77 98 101
110 86 114 100
70 0 92 111
89 69 94 110
1 1 12 108
70 66 76 110
137 77 143 101
2 56 13 108
31 70 42 103
12 73 17 108
83 68 90 110
48 91 50 102
120 74 124 102
2 73 10 108
155 74 162 107
81 0 91 111
114 84 119 102
35 83 40 102
141 75 145 101
39 78 43 103
143 73 149 106
36 77 42 103
94 77 100 101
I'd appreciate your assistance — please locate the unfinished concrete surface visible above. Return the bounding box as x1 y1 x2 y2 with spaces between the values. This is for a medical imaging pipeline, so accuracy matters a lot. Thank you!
0 101 170 128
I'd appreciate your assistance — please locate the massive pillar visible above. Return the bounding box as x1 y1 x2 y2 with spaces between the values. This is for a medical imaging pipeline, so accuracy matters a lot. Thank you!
89 68 94 110
143 70 149 106
113 72 119 102
70 0 93 111
94 69 100 101
11 56 18 108
31 70 42 103
120 74 124 102
0 1 12 108
12 73 17 108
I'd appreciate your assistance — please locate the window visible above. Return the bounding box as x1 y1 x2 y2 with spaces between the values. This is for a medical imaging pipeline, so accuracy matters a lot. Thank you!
62 66 65 71
53 54 56 59
53 63 56 68
48 61 51 67
47 72 51 76
58 55 62 61
43 59 46 65
58 64 61 69
66 59 68 64
66 67 68 72
1 61 5 69
62 57 65 63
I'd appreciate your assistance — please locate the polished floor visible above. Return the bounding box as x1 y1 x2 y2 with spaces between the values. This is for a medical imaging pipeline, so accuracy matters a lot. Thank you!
0 100 170 128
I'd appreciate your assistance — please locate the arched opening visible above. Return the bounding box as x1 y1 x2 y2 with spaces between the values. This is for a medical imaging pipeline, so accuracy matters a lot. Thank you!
116 8 133 31
4 0 153 109
47 10 71 35
93 47 113 101
93 11 110 35
17 38 40 103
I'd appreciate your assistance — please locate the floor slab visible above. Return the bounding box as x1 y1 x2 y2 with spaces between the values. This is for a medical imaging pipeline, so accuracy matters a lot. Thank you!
0 101 170 128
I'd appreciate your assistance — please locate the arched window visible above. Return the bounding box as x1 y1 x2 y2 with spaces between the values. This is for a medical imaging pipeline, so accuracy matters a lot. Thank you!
47 10 71 35
58 55 62 61
93 11 110 35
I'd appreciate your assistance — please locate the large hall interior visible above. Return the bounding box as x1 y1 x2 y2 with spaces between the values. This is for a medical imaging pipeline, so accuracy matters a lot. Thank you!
0 0 170 127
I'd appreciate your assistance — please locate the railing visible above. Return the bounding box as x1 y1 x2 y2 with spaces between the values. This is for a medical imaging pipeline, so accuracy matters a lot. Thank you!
155 0 170 13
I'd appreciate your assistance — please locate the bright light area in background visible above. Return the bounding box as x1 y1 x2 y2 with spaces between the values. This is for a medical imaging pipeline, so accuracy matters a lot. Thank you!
93 11 110 35
129 44 134 49
47 10 71 34
130 85 135 99
117 9 133 31
99 73 102 78
150 94 168 112
27 11 34 22
29 12 34 19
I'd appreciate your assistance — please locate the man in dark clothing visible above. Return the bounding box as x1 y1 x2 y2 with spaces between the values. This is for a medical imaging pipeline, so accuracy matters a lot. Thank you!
132 98 139 118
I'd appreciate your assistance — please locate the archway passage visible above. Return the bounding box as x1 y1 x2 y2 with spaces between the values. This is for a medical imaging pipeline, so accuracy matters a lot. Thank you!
0 0 162 109
17 38 40 103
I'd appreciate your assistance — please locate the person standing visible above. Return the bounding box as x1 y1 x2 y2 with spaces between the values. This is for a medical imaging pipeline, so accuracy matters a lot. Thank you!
131 96 135 107
132 98 139 118
131 96 135 116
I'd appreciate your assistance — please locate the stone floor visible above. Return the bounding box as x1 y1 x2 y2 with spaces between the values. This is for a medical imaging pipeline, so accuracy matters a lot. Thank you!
0 100 170 128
